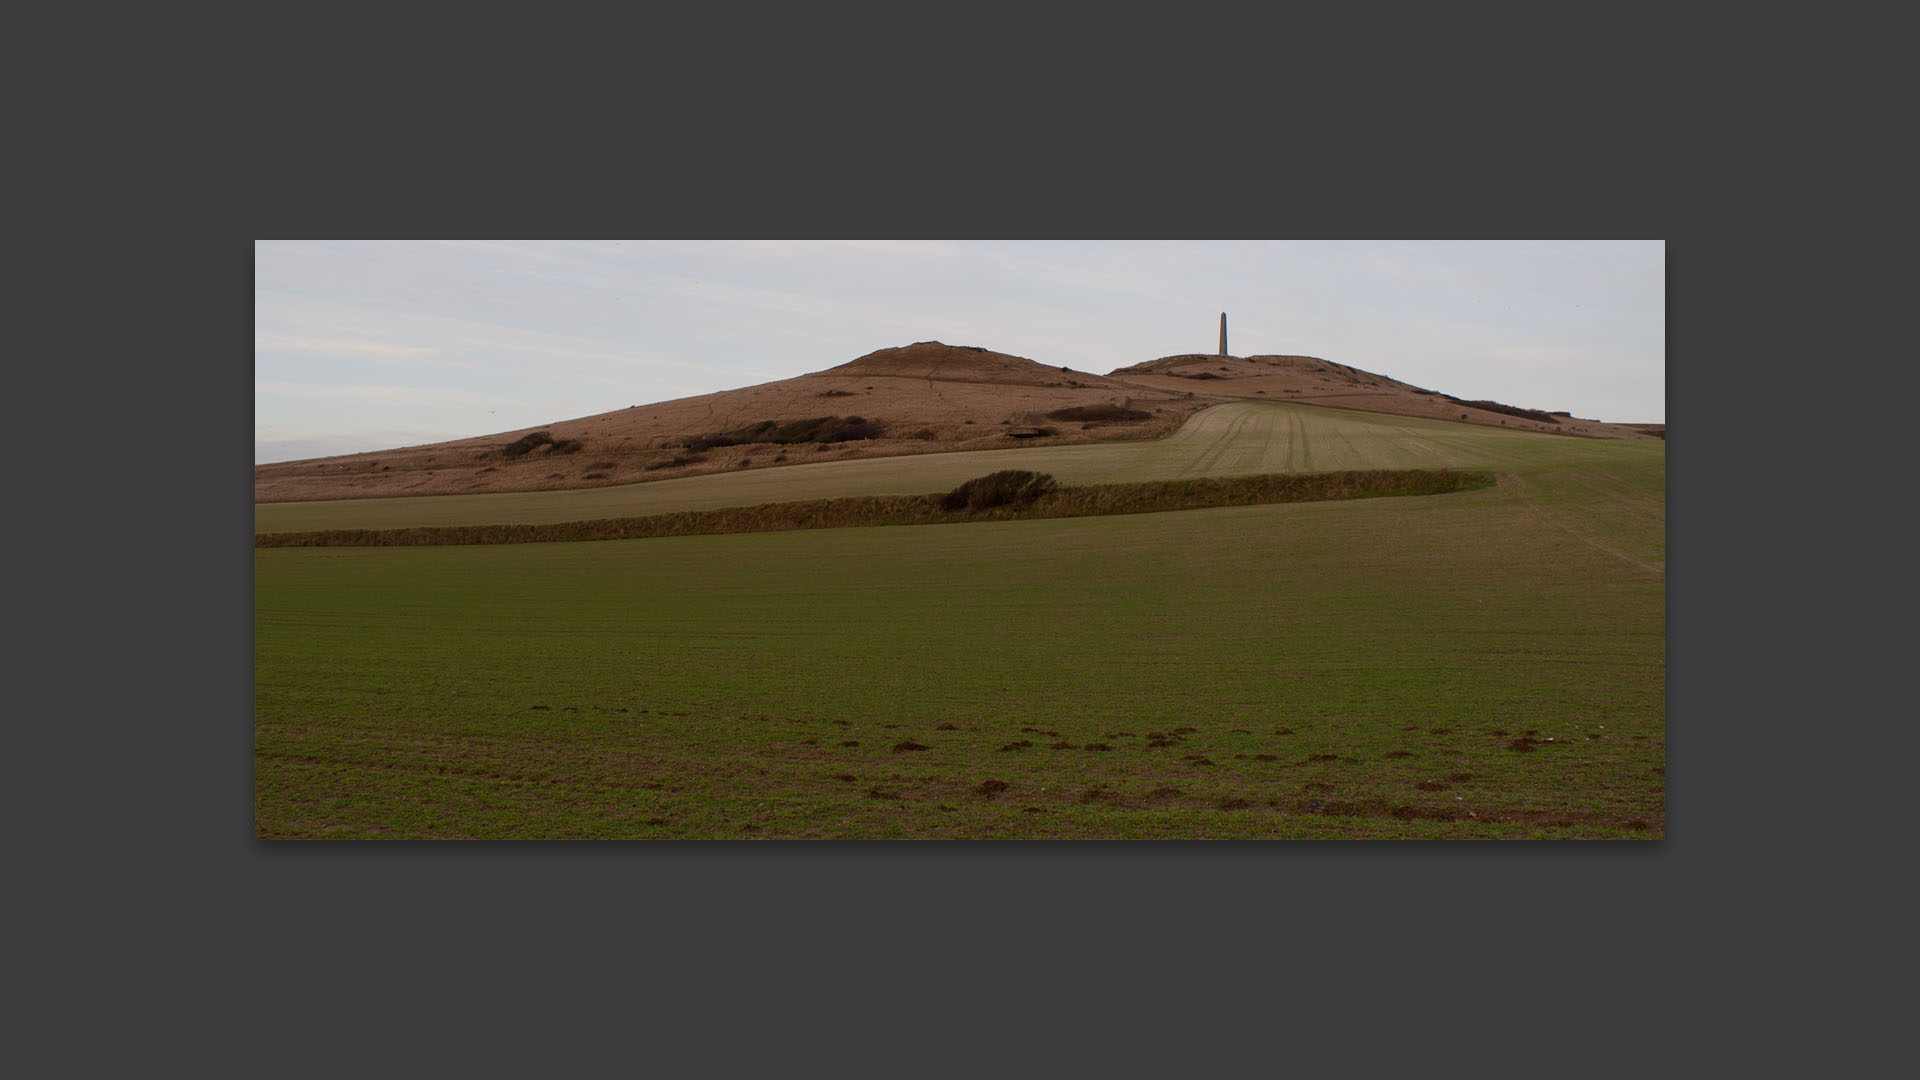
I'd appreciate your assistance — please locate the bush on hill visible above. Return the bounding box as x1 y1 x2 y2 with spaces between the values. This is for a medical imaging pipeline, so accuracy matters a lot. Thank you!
1461 400 1560 424
1045 405 1151 422
499 432 584 457
500 431 554 457
941 470 1059 512
686 416 883 451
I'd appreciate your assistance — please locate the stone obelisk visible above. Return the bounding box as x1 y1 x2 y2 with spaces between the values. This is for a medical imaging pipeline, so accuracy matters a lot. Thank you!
1218 313 1228 357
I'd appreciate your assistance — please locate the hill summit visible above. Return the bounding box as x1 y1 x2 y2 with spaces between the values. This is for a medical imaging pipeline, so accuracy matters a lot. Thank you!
825 341 1095 385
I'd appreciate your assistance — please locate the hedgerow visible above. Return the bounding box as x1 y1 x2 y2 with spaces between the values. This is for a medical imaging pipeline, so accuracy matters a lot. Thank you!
258 469 1496 548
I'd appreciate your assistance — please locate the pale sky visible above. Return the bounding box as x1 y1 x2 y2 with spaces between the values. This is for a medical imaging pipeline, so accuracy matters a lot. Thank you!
255 240 1665 463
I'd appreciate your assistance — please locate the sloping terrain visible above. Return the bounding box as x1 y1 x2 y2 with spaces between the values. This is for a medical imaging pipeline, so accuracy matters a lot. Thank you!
255 380 1666 838
254 400 1643 534
255 341 1662 504
1108 353 1660 439
254 342 1206 503
255 420 1666 838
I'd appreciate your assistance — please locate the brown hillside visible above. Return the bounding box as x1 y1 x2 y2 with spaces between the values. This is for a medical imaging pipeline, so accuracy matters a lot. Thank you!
254 342 1210 503
1105 353 1659 441
256 341 1658 504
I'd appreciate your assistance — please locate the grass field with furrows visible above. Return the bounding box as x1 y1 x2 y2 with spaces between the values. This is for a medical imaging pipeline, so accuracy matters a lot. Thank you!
255 404 1665 838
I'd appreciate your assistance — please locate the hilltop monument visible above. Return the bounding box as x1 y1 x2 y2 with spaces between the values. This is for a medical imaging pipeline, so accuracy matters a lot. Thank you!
1218 313 1228 356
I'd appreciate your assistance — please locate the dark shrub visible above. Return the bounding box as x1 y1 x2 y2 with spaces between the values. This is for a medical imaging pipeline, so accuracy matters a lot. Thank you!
1463 399 1559 423
501 431 554 457
549 439 583 454
643 454 708 472
686 415 883 451
941 470 1059 512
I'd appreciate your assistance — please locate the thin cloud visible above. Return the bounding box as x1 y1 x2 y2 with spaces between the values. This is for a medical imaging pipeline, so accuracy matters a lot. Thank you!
254 334 445 361
254 380 538 411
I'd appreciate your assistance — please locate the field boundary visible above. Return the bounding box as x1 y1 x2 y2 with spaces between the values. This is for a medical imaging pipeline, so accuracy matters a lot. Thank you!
256 469 1496 549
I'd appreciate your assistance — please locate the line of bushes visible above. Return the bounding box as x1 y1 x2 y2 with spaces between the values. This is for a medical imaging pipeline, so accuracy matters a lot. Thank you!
940 470 1058 511
684 415 882 452
1455 399 1560 424
499 431 584 457
257 469 1496 548
1045 404 1151 422
644 454 708 471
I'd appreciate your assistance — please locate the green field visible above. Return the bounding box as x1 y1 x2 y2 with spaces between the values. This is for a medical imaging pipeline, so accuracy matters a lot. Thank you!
254 402 1666 838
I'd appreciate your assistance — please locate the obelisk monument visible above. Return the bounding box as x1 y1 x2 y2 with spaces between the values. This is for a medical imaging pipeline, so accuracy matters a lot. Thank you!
1218 313 1228 357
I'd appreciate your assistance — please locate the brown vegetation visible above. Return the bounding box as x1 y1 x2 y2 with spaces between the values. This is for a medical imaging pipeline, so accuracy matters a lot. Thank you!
256 339 1658 504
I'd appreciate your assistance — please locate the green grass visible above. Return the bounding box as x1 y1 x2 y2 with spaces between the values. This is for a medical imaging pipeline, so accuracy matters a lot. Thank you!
255 405 1665 839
